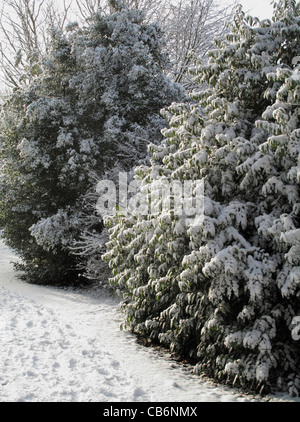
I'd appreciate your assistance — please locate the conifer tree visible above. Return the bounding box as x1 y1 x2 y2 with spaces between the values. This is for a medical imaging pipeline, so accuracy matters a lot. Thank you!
0 0 182 284
104 0 300 394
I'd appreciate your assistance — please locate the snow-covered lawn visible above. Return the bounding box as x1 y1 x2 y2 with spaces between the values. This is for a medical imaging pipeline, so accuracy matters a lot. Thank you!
0 240 298 403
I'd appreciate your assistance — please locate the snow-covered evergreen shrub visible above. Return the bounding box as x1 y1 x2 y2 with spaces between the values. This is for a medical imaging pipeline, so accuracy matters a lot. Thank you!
231 64 300 395
104 0 300 394
0 0 182 284
67 1 184 282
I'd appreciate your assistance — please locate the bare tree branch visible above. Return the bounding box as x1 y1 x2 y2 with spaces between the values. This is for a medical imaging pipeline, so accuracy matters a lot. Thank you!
166 0 233 88
74 0 106 19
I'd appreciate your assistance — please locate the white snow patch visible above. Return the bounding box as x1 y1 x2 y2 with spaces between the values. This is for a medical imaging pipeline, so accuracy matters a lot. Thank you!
0 240 298 402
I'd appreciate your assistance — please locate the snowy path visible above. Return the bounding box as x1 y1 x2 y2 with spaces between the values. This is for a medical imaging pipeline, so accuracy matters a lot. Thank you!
0 240 298 402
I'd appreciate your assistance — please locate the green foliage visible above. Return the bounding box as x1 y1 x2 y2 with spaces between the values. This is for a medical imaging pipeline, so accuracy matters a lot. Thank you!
104 1 300 395
0 4 182 285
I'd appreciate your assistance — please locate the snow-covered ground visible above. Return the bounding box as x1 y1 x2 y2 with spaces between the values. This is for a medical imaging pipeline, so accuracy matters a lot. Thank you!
0 239 299 403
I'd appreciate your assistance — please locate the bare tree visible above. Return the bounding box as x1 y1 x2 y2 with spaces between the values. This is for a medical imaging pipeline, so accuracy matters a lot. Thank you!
0 0 72 88
165 0 233 88
73 0 106 19
117 1 233 89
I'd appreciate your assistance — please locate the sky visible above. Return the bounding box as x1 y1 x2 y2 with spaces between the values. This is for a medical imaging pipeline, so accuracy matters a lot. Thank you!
236 0 274 19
